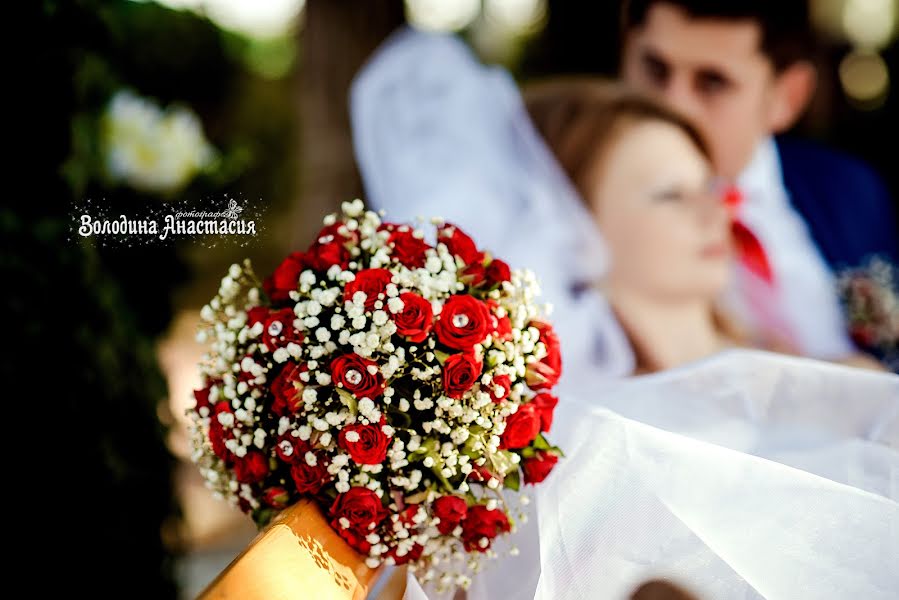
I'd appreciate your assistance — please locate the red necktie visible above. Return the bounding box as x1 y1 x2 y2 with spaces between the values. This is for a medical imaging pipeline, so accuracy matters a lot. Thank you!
724 187 774 285
723 185 797 348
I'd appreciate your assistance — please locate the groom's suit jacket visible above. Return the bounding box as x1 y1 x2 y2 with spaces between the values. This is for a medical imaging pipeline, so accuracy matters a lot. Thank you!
777 136 898 270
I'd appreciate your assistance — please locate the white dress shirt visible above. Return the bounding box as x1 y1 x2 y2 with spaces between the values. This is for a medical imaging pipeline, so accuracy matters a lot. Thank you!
733 137 853 359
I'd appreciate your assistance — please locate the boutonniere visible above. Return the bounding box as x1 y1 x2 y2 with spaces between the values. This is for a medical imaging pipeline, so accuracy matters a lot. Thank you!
836 257 899 368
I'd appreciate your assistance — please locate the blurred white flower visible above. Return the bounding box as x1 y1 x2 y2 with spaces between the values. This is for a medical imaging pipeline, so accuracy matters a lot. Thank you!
103 90 217 194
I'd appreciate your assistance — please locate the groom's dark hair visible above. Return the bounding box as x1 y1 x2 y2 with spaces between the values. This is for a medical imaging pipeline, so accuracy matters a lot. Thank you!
621 0 814 72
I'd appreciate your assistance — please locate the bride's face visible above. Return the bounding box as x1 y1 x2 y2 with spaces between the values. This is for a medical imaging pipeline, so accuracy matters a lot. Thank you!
589 119 731 301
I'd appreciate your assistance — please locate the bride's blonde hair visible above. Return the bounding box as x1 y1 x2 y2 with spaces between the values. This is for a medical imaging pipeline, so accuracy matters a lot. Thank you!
524 78 747 372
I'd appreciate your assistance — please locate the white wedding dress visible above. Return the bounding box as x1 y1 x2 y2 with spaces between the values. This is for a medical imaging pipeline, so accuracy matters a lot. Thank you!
351 28 899 600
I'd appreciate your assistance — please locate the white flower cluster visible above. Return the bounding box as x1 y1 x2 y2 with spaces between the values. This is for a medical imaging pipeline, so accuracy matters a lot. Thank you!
103 89 217 194
187 200 556 591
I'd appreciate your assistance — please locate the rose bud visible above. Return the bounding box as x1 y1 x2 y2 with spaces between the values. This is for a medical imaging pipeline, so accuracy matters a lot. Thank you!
443 352 483 399
234 450 270 484
485 259 511 287
500 403 541 450
329 487 389 553
438 223 481 265
388 228 431 269
526 320 562 390
344 268 393 311
290 457 330 494
432 495 468 535
264 251 306 303
262 486 291 509
522 450 559 484
393 292 434 343
460 505 511 552
490 374 512 403
531 392 559 432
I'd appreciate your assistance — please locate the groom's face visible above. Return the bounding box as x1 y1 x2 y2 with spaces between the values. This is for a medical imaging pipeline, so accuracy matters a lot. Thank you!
621 4 780 180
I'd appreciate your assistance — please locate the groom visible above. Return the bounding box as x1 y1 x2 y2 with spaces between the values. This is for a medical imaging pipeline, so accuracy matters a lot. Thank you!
620 0 898 360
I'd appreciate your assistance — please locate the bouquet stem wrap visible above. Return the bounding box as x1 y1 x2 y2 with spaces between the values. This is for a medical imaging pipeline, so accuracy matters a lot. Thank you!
198 499 382 600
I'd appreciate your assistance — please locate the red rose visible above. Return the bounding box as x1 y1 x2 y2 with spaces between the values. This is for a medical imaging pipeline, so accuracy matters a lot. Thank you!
522 450 559 484
500 403 541 449
193 386 212 412
435 295 490 350
344 268 393 311
263 308 303 350
388 228 431 269
263 486 290 509
442 352 483 399
526 321 562 390
335 527 373 554
208 421 229 463
247 306 269 326
851 325 876 348
460 261 487 286
331 353 384 400
330 487 388 552
308 241 348 272
461 505 511 552
238 497 253 514
271 362 307 416
386 542 424 565
307 222 354 272
234 450 269 484
397 503 421 527
438 223 482 265
264 252 305 302
531 392 559 432
393 292 433 343
209 401 233 463
237 355 258 385
486 300 514 342
290 456 330 494
432 495 468 535
338 422 390 465
490 374 512 403
486 259 511 287
275 433 310 464
467 464 496 483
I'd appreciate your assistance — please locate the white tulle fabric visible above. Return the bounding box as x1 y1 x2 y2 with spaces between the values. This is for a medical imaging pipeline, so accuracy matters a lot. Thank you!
535 350 898 600
351 26 635 382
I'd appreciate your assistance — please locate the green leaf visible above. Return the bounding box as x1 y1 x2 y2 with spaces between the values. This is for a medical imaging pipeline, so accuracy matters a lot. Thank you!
533 434 551 451
386 405 412 428
434 350 451 365
407 448 428 461
433 468 453 492
336 388 357 414
503 469 521 492
405 489 430 505
252 507 277 529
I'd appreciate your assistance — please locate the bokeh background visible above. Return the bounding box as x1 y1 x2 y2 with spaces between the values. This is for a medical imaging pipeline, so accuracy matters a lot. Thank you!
27 0 898 597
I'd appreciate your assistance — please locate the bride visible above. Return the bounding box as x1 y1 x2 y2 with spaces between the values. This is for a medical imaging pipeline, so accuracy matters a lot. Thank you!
351 27 898 600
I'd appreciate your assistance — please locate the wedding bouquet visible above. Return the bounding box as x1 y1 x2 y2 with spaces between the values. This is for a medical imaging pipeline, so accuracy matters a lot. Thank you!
188 200 562 589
